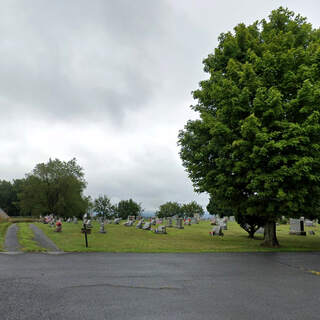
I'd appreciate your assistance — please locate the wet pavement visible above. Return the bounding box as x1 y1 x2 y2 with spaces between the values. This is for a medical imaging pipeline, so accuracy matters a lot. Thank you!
29 224 61 252
4 224 20 252
1 252 320 319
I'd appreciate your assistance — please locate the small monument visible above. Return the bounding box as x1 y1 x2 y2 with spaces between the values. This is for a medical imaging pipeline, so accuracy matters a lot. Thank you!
194 213 200 224
86 219 92 229
256 227 264 235
99 221 106 233
142 222 151 230
305 220 314 227
136 220 144 229
209 225 224 237
166 217 173 227
289 218 306 236
124 220 134 226
176 218 184 229
154 225 167 234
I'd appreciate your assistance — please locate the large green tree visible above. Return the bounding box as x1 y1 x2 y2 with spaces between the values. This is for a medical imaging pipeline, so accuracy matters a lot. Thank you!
18 158 88 217
0 180 15 216
0 179 25 216
178 8 320 247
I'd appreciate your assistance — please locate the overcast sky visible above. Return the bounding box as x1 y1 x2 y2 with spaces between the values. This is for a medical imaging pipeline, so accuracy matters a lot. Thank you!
1 0 319 211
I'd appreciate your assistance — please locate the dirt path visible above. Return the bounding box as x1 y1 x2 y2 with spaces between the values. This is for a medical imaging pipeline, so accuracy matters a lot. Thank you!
4 224 21 252
29 224 62 252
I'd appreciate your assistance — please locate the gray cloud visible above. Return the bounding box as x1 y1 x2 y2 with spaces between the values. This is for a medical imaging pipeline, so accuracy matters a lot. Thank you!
1 0 320 211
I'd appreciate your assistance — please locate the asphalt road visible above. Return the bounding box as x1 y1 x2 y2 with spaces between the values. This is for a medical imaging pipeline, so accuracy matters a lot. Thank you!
1 252 320 320
4 224 20 252
29 224 61 252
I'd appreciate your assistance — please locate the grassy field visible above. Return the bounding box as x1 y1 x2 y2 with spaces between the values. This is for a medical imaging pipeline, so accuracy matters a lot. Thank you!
17 223 47 252
35 220 320 253
0 222 11 251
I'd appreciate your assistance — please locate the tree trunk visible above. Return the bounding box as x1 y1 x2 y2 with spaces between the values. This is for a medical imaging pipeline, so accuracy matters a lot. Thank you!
261 221 279 247
248 227 255 239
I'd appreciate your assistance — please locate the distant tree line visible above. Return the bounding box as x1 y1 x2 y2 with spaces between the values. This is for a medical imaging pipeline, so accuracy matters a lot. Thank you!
0 158 89 218
155 201 204 218
92 195 143 220
0 158 205 221
0 158 144 219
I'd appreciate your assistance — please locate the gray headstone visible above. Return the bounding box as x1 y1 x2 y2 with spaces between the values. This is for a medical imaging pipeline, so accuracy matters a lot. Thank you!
305 220 314 227
136 220 143 229
210 226 223 236
176 218 184 229
289 218 306 235
142 222 151 230
155 225 167 234
256 227 264 234
166 217 173 227
99 222 106 233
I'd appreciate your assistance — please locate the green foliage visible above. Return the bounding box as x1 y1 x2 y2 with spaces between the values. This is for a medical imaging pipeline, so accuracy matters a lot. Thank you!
94 195 114 219
115 199 142 219
181 201 204 217
279 216 289 224
156 201 182 218
235 213 267 238
206 196 233 217
18 158 88 218
0 179 24 216
0 222 11 251
179 8 320 235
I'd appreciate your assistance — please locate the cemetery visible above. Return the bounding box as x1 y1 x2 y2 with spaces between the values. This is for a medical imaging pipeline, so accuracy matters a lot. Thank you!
1 215 319 253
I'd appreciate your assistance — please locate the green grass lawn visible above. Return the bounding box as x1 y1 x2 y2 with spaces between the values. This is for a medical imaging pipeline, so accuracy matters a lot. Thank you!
17 223 47 252
0 222 11 251
35 221 320 252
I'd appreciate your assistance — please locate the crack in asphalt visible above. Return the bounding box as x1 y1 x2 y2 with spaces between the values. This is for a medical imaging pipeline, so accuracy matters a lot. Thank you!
64 282 181 291
274 259 320 277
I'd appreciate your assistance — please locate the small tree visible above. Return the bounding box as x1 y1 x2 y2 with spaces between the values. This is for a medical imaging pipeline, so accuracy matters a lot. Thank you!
93 195 113 219
115 199 142 220
156 202 182 218
181 201 204 217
